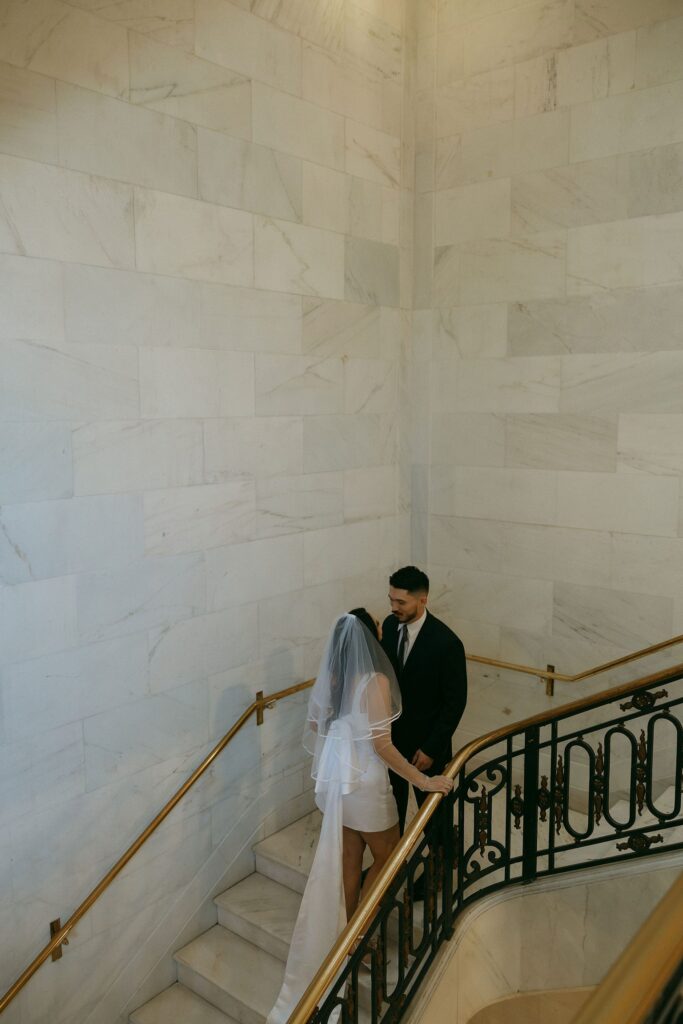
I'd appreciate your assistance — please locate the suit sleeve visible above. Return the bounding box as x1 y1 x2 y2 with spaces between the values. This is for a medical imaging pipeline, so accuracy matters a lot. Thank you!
421 634 467 761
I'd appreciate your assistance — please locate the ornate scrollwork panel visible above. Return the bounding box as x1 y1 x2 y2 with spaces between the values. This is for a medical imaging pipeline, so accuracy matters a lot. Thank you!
602 726 638 831
616 832 664 854
562 738 596 841
645 712 683 821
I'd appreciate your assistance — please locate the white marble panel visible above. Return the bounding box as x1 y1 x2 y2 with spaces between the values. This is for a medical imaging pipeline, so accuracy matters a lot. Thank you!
414 191 436 307
560 353 683 415
501 523 612 586
574 0 683 42
254 472 344 537
1 721 84 823
557 31 636 106
143 480 256 555
434 304 508 358
253 83 344 169
567 211 683 295
76 553 205 643
0 339 138 421
303 414 394 471
511 157 629 235
349 177 400 246
201 282 301 354
302 298 383 357
345 120 400 187
617 414 683 475
435 179 511 247
611 534 683 599
0 575 77 667
148 605 258 691
628 142 683 220
0 634 148 740
257 580 344 661
134 188 253 286
635 15 683 89
303 520 380 585
458 232 566 304
61 0 194 49
195 0 301 94
0 62 57 162
431 465 558 524
555 471 679 536
198 129 302 223
435 68 515 138
73 419 203 495
345 237 400 306
344 2 402 82
514 53 558 119
343 464 395 522
255 354 344 415
0 254 63 342
570 79 683 162
130 34 251 139
64 264 200 347
0 155 134 267
446 357 561 413
553 581 673 649
429 516 503 572
464 0 574 76
205 535 304 611
139 349 254 418
83 679 209 790
254 215 345 299
436 24 464 86
509 284 683 356
344 358 395 414
302 44 388 133
0 495 143 584
57 82 197 197
0 0 129 98
203 417 303 481
302 162 349 235
0 423 72 502
506 414 617 471
248 0 344 50
436 110 570 189
431 413 506 467
433 566 554 633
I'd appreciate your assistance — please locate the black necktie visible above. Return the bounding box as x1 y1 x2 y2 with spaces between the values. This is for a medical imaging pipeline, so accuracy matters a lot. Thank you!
397 624 407 670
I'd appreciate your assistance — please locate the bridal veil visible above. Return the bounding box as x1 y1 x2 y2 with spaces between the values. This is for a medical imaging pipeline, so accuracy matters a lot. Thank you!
266 613 402 1024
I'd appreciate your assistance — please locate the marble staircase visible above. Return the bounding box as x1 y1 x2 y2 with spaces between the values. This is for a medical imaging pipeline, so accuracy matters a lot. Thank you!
130 813 317 1024
130 790 682 1024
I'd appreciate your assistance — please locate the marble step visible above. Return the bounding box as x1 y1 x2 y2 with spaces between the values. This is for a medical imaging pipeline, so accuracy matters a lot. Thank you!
216 873 301 961
175 925 284 1024
130 983 238 1024
253 812 320 894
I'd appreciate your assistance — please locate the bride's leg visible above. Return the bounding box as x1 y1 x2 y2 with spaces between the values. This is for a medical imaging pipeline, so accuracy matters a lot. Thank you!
342 826 366 921
358 824 400 902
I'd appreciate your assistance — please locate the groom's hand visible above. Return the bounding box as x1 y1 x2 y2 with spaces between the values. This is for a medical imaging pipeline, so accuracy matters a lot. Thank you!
411 749 434 771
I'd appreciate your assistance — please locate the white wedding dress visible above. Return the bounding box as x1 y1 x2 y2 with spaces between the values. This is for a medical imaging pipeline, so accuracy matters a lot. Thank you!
266 671 399 1024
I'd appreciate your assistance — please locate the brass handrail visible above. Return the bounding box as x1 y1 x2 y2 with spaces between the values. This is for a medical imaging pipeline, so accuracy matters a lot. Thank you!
0 682 315 1015
2 631 682 1015
287 659 683 1024
570 872 683 1024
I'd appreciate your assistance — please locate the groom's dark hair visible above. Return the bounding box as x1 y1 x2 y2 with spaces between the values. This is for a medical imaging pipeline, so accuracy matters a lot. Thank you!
390 565 429 594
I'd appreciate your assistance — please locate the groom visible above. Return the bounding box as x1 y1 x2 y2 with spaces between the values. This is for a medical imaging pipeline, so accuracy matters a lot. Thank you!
381 565 468 836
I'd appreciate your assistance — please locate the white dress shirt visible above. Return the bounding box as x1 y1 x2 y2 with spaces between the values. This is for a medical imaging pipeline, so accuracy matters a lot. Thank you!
398 608 427 664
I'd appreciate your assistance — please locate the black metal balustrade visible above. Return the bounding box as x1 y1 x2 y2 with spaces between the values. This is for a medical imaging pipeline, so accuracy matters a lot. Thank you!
309 668 683 1024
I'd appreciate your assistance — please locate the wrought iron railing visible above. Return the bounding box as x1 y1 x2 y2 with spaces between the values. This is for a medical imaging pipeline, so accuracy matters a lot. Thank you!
289 665 683 1024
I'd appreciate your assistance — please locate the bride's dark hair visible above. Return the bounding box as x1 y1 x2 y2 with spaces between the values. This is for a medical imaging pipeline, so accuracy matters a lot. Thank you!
348 606 379 640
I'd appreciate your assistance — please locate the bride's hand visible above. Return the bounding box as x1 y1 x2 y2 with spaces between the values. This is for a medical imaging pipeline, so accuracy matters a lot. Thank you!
420 774 453 794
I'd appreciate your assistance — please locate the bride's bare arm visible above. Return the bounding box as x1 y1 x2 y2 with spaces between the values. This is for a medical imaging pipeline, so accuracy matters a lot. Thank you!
368 675 453 795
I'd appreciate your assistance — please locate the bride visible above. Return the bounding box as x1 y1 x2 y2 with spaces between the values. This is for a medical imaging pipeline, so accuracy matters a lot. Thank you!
267 608 454 1024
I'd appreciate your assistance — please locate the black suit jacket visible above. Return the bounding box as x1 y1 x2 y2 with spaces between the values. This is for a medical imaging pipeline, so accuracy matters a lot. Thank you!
381 611 467 773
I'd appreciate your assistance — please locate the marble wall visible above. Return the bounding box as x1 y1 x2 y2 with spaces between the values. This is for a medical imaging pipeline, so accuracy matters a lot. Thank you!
0 2 413 1021
415 0 683 746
